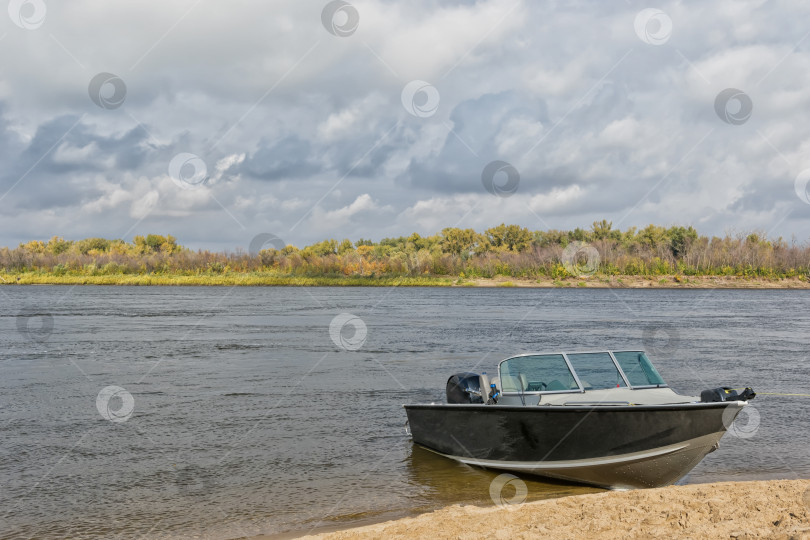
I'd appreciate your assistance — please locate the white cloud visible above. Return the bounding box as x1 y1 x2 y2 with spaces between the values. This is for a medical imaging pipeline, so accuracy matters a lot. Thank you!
319 193 391 224
363 0 528 81
397 194 479 233
130 190 160 219
52 141 104 166
2 0 810 248
528 185 584 213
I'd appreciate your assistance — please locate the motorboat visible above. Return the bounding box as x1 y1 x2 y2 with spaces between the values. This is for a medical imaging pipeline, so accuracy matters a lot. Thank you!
404 350 755 489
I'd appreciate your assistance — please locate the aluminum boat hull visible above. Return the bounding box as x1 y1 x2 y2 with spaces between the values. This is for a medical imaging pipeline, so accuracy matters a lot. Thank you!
404 401 744 489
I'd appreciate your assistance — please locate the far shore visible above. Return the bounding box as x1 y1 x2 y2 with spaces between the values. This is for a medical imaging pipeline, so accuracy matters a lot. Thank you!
1 273 810 289
286 479 810 540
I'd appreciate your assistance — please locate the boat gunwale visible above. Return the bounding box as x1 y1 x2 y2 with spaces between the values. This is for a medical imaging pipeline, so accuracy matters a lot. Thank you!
402 401 747 412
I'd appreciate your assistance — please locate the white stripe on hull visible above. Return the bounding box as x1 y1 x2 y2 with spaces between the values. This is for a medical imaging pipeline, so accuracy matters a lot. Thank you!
451 441 690 470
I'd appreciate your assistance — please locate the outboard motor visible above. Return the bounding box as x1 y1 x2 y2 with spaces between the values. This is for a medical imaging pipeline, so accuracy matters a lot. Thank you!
700 387 756 403
446 372 484 404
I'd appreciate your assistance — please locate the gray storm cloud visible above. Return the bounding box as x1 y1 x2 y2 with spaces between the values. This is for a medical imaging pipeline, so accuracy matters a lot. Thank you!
0 0 809 249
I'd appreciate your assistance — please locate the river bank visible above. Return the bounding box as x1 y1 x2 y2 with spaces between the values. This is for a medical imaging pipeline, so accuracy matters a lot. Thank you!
292 479 810 540
1 273 810 288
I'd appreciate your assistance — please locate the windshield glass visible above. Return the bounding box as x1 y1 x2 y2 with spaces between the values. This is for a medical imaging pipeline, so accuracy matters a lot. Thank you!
499 354 579 392
565 352 626 390
612 351 666 386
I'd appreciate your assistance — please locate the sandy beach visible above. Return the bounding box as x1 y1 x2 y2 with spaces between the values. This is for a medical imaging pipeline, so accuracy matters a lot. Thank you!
296 480 810 540
468 275 810 289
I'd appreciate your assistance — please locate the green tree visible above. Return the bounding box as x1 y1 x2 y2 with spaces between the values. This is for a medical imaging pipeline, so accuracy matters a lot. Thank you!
440 228 479 255
406 233 426 252
337 239 354 255
485 224 532 252
667 226 697 258
305 239 338 257
76 237 112 254
45 236 71 255
638 225 667 250
591 219 613 240
571 227 589 242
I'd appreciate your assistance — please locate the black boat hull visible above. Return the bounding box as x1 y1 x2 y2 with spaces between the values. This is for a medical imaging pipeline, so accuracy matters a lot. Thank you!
404 402 744 489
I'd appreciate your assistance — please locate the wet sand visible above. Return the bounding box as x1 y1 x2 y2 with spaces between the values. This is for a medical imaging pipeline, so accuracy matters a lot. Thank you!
295 480 810 539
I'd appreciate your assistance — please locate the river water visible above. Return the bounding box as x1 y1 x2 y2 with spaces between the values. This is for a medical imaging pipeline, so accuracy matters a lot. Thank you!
1 286 808 539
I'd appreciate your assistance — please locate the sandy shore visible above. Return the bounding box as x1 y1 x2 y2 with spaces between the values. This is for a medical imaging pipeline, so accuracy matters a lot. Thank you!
469 275 810 289
2 273 810 288
297 480 810 540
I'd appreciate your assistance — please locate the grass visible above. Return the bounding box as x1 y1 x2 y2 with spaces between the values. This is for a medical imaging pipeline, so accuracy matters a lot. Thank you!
2 271 809 288
0 272 455 287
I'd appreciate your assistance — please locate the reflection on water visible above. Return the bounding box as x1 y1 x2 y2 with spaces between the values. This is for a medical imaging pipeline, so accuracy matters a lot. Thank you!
406 444 601 512
1 286 809 539
278 444 602 539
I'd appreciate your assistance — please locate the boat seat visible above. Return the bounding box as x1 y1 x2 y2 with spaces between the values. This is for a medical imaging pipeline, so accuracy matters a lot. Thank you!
500 375 522 392
479 373 490 402
546 379 567 391
501 374 528 392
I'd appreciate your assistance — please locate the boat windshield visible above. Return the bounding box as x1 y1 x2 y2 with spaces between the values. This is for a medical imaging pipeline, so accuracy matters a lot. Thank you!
498 354 578 392
498 350 668 393
565 352 627 389
612 351 666 386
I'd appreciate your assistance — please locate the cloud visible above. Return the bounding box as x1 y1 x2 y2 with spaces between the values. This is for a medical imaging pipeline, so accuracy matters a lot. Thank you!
401 90 552 194
0 0 809 248
311 193 393 231
240 136 320 180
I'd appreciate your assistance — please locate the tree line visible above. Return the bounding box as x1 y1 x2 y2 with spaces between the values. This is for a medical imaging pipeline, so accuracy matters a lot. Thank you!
2 223 808 279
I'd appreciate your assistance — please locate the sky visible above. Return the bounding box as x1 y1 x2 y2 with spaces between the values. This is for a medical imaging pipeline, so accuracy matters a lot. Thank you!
1 0 810 251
